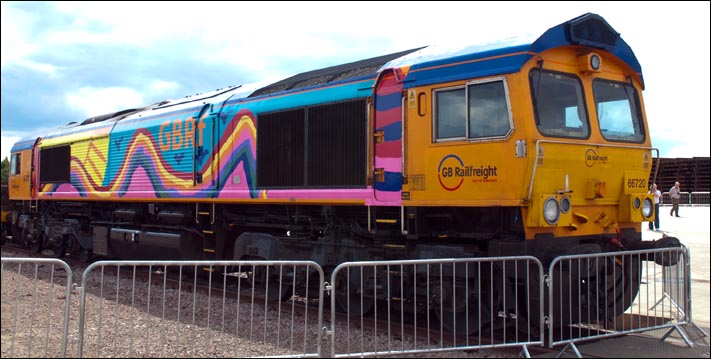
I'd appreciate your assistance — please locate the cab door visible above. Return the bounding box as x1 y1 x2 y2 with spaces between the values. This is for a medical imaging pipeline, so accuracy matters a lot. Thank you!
372 68 404 203
193 105 217 194
8 138 38 200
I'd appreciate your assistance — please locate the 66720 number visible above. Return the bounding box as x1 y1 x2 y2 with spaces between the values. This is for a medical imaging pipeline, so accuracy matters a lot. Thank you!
627 178 646 189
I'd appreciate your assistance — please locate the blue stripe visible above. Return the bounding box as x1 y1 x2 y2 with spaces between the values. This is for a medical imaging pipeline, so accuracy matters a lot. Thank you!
224 80 373 115
404 52 530 89
375 92 401 112
11 138 36 152
399 14 644 89
380 122 401 141
375 171 402 192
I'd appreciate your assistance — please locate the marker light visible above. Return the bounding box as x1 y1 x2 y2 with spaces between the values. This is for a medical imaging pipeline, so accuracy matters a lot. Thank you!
560 196 571 213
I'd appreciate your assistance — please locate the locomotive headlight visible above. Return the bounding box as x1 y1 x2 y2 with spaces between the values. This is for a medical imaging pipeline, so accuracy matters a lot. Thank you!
560 196 571 213
590 54 601 70
633 197 641 210
641 198 653 218
543 197 560 224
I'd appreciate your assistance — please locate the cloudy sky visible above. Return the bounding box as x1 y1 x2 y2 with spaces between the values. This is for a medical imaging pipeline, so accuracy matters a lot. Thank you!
2 1 709 161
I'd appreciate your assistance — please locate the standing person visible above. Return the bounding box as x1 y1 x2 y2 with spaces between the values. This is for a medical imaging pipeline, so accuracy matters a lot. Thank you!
669 181 681 217
649 183 661 231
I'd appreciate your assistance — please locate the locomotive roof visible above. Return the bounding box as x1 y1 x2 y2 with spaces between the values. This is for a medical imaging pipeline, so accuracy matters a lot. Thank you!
383 13 643 89
249 47 425 98
247 13 642 98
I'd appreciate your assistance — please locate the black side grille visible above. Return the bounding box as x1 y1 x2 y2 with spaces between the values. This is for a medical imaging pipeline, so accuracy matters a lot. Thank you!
307 100 367 187
257 109 305 188
39 145 71 183
256 99 367 190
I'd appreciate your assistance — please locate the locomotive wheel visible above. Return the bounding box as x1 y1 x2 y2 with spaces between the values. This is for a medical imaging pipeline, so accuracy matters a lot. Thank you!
335 267 375 316
47 235 67 258
74 247 93 263
432 278 491 336
65 235 92 263
30 231 44 253
20 226 39 250
11 226 22 244
253 265 292 302
583 254 642 322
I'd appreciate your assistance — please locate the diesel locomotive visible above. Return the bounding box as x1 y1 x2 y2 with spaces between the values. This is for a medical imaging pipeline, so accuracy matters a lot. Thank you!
4 13 680 332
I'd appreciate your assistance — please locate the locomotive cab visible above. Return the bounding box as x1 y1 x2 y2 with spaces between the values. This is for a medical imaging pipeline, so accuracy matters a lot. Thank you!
396 13 659 261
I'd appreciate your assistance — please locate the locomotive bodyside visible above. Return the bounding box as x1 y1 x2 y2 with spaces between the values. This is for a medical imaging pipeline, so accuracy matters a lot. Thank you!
4 13 677 334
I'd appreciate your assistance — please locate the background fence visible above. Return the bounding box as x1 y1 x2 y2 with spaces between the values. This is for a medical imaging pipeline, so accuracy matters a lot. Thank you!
661 192 710 206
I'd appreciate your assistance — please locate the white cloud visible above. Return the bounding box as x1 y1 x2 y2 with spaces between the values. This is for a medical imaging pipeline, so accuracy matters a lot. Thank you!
65 86 144 118
1 135 21 162
147 80 180 94
12 60 63 75
0 2 39 69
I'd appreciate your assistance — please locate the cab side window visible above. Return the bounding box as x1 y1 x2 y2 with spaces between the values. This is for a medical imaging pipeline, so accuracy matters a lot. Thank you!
434 78 512 142
10 153 21 176
468 80 512 138
434 88 466 139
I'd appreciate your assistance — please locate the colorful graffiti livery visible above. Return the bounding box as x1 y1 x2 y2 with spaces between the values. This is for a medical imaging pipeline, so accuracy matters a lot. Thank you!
39 109 259 200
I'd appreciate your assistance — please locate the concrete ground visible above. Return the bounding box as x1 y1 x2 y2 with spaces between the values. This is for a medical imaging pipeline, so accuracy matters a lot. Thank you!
643 205 709 328
561 206 711 358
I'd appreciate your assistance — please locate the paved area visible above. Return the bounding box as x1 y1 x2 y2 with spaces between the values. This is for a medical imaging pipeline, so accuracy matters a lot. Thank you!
571 326 709 358
541 206 710 358
644 206 709 329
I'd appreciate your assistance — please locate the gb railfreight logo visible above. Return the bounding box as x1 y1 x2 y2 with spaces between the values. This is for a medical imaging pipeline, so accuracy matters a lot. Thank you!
437 154 499 191
585 149 608 167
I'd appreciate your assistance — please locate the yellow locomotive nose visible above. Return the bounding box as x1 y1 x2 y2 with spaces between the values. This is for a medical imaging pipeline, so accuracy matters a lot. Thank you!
585 179 607 199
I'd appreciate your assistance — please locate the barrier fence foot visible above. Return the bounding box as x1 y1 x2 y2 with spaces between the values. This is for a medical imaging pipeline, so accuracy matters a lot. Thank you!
687 322 709 337
555 342 582 358
518 345 531 358
661 324 694 348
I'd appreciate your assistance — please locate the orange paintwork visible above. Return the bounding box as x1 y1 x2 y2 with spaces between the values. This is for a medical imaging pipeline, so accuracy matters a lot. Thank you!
8 149 33 201
401 46 654 239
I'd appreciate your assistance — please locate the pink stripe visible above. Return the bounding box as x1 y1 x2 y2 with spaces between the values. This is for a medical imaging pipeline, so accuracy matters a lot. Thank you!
375 156 402 172
122 167 157 197
50 184 80 196
369 191 402 205
217 163 252 196
265 188 373 200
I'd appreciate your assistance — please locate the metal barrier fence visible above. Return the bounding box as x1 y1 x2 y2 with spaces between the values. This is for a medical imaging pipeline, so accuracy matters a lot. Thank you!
77 260 324 358
661 191 710 206
1 257 73 358
649 262 685 321
547 247 697 356
2 251 706 358
328 257 545 358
